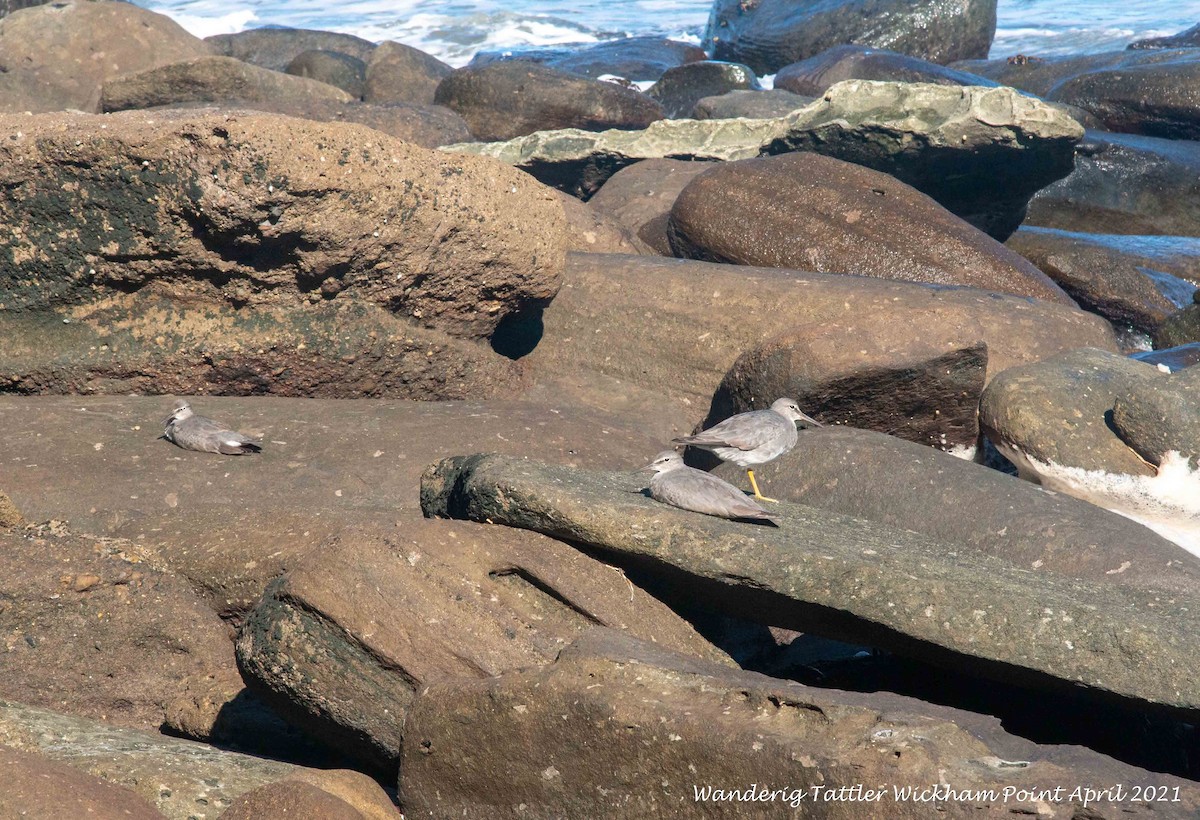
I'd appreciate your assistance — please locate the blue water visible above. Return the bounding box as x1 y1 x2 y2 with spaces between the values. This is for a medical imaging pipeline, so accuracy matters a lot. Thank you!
132 0 1200 67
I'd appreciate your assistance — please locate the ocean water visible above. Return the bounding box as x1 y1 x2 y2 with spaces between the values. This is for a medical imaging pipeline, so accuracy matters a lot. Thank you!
133 0 1200 68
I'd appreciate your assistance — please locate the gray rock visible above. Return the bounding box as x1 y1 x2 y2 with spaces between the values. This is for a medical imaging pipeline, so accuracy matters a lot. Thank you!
401 629 1200 819
421 452 1200 717
704 0 997 76
300 99 473 147
1128 23 1200 50
285 49 367 99
646 60 760 118
1112 367 1200 468
690 88 814 120
363 40 453 106
544 36 708 82
206 27 377 72
952 48 1195 99
446 80 1083 239
1025 131 1200 236
774 44 999 97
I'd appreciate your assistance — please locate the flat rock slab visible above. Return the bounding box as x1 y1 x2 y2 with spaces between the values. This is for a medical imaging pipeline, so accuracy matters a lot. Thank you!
447 80 1081 240
0 700 399 820
236 518 728 774
421 453 1200 720
401 629 1200 819
0 745 164 819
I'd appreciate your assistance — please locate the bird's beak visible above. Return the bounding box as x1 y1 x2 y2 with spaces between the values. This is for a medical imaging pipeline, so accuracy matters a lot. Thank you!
637 464 657 474
162 413 176 427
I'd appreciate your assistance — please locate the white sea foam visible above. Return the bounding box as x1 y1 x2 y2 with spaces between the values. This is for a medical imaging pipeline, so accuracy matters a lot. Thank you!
998 443 1200 560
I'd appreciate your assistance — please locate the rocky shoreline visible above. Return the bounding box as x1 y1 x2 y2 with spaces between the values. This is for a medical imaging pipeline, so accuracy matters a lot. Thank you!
1 0 1199 817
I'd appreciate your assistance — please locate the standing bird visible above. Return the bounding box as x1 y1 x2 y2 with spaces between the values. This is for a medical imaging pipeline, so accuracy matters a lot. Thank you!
641 451 778 524
672 397 819 502
162 401 262 455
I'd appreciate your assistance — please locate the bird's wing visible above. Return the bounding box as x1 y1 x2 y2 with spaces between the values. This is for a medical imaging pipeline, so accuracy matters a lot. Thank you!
674 411 777 452
657 470 776 521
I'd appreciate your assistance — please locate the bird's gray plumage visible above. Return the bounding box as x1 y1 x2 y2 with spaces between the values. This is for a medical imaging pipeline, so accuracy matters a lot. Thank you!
672 398 818 468
642 451 778 524
162 401 262 455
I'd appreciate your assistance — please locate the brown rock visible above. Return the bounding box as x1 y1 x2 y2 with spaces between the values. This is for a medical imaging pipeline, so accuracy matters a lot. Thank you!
434 61 664 141
220 780 378 820
286 49 368 99
587 159 711 254
557 191 653 255
364 40 454 106
951 48 1193 99
236 519 729 774
774 44 999 97
207 27 377 72
0 0 211 113
0 745 164 819
303 100 472 147
0 109 565 341
667 153 1073 304
0 490 22 529
545 36 708 82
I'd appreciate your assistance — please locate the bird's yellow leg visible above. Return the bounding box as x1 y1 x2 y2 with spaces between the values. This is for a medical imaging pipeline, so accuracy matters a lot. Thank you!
747 469 778 503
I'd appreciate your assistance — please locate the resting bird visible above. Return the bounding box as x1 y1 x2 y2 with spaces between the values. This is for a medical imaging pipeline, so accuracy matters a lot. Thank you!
672 397 819 502
162 401 262 455
641 450 778 524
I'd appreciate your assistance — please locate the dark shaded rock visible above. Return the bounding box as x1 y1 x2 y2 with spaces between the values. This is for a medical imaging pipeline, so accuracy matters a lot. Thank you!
1156 304 1200 348
236 519 728 775
401 629 1200 819
286 49 367 99
1112 367 1200 468
667 152 1072 303
951 48 1195 99
775 44 999 97
0 746 164 820
524 254 1116 418
587 159 711 253
301 99 473 147
434 61 663 141
421 453 1200 718
0 109 565 341
0 700 399 819
206 27 377 72
704 0 997 76
1006 226 1199 333
363 40 453 106
1025 131 1200 236
1134 343 1200 371
1129 23 1200 50
221 781 372 820
1048 51 1200 140
0 0 212 113
713 427 1200 595
100 55 355 113
707 335 987 454
545 36 707 82
646 60 760 118
691 87 813 119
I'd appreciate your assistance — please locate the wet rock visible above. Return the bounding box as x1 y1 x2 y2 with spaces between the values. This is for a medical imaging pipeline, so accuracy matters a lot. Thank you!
690 88 814 119
545 36 708 82
1025 131 1200 236
1129 23 1200 50
100 56 355 113
587 159 711 253
713 426 1200 595
1048 51 1200 140
1006 227 1200 334
0 700 398 820
1156 304 1200 348
401 629 1200 819
952 48 1194 99
1112 367 1200 468
0 0 212 114
774 44 999 96
0 109 565 341
300 99 473 147
0 745 164 820
237 519 728 774
525 254 1116 416
703 0 997 76
363 40 454 106
706 335 987 454
646 60 760 118
1134 343 1200 371
449 80 1083 238
206 27 377 72
422 452 1200 717
286 49 367 99
667 152 1072 303
433 62 664 141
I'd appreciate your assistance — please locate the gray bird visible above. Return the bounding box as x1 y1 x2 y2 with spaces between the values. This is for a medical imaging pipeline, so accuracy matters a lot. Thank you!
672 397 819 502
641 450 778 524
162 401 262 455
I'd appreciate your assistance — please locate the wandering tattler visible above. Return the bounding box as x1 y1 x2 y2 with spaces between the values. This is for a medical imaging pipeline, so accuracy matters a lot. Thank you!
642 451 778 524
672 398 819 502
162 401 262 455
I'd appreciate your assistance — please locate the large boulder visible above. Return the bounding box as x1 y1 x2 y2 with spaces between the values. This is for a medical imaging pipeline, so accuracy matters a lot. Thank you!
300 99 473 147
587 159 711 253
690 87 813 120
449 80 1083 239
1112 366 1200 469
363 40 453 106
285 49 367 99
0 746 164 820
0 109 566 341
952 48 1194 99
774 44 999 97
544 36 708 82
421 453 1200 718
206 27 377 72
1157 301 1200 348
0 0 212 113
646 60 760 118
1129 23 1200 50
1024 131 1200 236
704 0 997 75
667 152 1072 304
236 519 728 775
433 62 664 141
